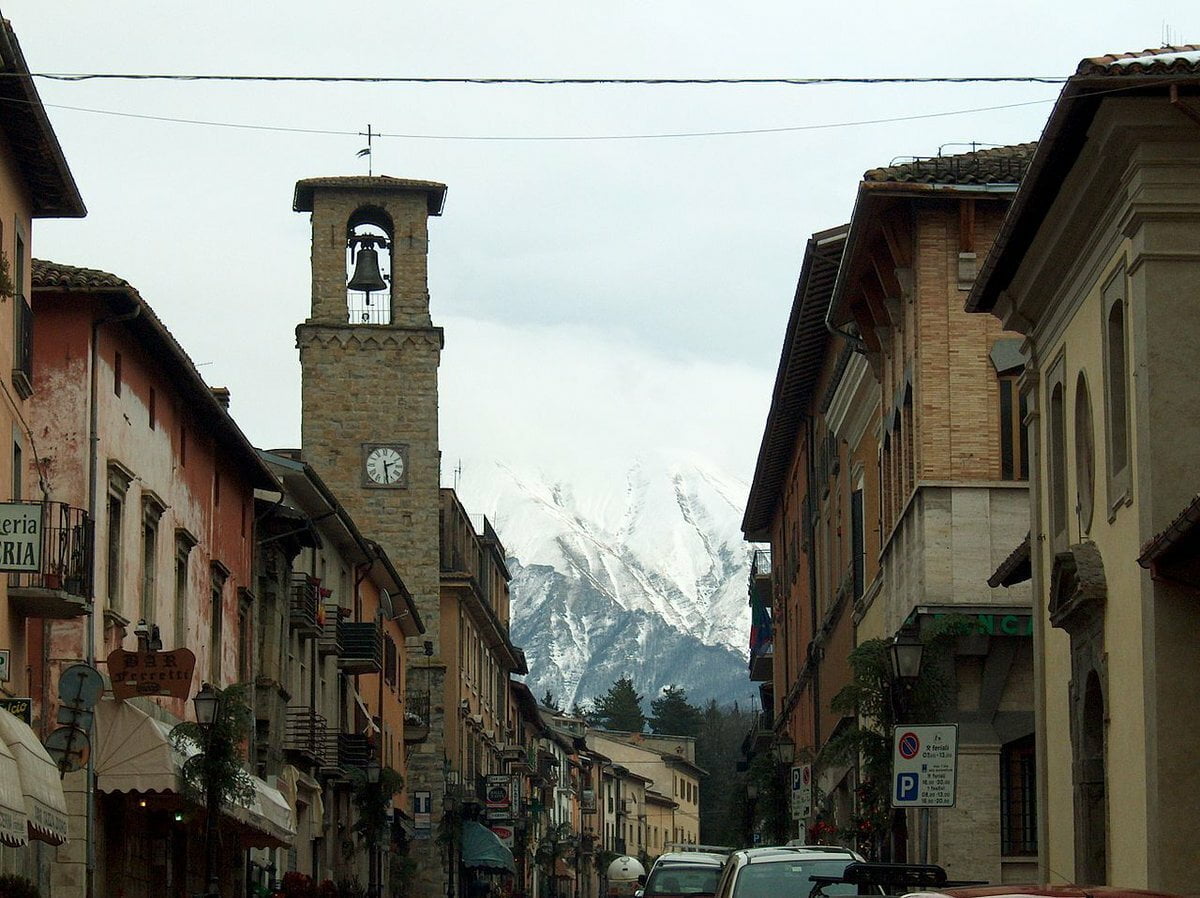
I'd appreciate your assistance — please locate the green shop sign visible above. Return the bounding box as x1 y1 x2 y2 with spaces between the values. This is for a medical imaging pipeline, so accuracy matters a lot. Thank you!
933 612 1032 637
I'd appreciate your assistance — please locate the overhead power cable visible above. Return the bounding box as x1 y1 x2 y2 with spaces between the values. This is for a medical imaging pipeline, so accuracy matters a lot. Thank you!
30 94 1058 142
16 72 1069 86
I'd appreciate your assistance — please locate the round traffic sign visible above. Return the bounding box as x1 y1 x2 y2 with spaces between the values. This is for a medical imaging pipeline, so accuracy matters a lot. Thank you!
898 731 921 759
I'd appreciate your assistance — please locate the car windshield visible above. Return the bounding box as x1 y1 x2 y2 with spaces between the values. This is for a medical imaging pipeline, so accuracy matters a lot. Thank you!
731 859 861 898
645 866 722 896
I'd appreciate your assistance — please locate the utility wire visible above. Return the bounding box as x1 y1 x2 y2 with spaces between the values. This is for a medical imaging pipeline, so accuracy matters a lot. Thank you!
17 72 1070 86
30 94 1059 142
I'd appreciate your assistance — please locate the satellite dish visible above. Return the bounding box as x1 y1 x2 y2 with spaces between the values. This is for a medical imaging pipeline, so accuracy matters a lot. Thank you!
380 588 395 620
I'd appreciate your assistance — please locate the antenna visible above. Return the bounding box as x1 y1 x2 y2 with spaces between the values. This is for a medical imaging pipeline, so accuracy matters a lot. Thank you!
356 123 375 176
454 459 462 490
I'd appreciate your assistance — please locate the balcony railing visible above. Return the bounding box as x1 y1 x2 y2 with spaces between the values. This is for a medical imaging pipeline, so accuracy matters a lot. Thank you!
11 293 32 398
6 501 93 619
289 573 322 637
284 706 330 768
403 692 430 744
317 604 343 656
337 620 382 674
321 731 371 779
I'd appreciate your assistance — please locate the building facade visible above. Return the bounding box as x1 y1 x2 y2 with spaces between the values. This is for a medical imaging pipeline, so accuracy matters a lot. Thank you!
0 12 85 891
30 261 291 898
966 46 1200 894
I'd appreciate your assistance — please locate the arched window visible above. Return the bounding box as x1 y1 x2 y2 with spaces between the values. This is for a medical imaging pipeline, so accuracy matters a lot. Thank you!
345 205 394 325
1048 368 1069 552
1102 266 1130 509
1075 373 1095 536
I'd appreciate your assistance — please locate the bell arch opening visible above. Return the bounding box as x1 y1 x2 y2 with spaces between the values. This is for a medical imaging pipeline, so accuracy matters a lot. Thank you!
346 206 394 324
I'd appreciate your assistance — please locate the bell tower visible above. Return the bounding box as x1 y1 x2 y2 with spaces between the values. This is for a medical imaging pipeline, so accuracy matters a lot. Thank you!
294 175 448 894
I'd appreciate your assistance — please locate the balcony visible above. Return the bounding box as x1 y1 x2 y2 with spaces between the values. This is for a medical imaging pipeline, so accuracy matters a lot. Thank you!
403 691 430 744
749 641 774 682
337 620 382 674
6 501 93 619
321 732 371 779
289 574 322 637
317 604 343 656
284 706 330 768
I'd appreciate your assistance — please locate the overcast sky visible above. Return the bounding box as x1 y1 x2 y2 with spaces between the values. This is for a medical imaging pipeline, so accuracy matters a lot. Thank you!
9 1 1196 499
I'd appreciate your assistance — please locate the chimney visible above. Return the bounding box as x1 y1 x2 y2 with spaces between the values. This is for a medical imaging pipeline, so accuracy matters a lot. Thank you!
210 387 231 410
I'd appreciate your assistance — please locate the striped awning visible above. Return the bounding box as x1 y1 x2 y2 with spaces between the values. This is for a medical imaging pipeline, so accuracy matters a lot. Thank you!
0 708 69 845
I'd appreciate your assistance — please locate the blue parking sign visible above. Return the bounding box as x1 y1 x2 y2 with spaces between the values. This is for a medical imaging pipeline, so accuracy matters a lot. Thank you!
895 772 919 803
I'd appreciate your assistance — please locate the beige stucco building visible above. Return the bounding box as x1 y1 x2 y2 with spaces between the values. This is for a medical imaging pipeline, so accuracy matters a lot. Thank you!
967 45 1200 895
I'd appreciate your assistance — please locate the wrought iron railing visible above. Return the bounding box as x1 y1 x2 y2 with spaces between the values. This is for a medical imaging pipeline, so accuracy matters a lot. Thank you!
337 620 382 673
289 573 321 636
403 691 430 744
6 501 93 616
317 604 343 655
283 706 330 768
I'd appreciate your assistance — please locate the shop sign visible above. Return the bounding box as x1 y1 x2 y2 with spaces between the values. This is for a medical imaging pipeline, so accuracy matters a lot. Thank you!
490 823 514 848
107 648 196 700
0 503 40 573
485 773 513 811
0 697 31 724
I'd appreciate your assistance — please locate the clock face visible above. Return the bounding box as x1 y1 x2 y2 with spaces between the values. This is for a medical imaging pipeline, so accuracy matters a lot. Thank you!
364 445 406 486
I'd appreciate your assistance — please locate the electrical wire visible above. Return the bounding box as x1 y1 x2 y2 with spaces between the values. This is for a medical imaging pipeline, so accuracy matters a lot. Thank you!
28 94 1060 142
16 73 1070 86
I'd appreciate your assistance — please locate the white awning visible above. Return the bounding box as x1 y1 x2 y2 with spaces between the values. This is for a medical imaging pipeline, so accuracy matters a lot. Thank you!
0 709 70 845
93 699 294 847
94 697 194 794
0 732 28 846
229 777 295 848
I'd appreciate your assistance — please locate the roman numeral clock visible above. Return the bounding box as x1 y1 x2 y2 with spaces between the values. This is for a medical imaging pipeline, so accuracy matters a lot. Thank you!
362 443 408 488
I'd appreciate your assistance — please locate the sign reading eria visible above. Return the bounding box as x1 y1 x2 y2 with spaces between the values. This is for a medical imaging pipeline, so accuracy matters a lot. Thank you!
891 724 958 808
0 503 41 573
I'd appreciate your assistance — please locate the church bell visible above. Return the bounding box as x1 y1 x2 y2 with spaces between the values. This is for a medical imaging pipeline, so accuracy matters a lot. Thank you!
347 235 388 293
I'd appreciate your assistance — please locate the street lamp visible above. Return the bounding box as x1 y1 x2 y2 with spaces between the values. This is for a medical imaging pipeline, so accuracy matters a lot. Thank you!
193 682 223 898
889 631 924 684
366 757 383 898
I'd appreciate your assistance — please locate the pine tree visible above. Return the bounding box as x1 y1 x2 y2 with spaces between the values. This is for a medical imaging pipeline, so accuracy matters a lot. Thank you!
590 676 646 732
542 690 560 711
648 685 703 737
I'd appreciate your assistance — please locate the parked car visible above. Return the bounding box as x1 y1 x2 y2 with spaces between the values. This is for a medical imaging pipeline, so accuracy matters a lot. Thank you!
641 853 728 898
713 846 877 898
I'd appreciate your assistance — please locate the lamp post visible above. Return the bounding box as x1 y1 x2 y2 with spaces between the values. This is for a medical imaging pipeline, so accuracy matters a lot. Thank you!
887 629 926 864
193 682 222 898
367 757 382 898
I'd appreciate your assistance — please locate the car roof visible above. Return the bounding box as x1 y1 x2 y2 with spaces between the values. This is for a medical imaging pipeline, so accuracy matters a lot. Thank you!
734 846 861 863
653 853 727 866
907 888 1186 898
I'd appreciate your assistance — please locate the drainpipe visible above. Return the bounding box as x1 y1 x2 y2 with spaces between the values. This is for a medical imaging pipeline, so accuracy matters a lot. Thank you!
86 300 140 898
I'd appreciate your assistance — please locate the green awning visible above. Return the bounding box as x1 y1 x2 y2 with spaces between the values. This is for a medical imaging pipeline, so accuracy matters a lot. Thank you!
462 821 515 873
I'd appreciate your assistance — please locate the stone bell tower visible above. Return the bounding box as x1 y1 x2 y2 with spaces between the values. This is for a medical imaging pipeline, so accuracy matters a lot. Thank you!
293 176 448 895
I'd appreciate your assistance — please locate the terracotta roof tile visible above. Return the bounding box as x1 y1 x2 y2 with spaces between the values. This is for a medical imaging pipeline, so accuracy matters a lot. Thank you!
32 258 134 292
1077 45 1200 76
864 143 1037 185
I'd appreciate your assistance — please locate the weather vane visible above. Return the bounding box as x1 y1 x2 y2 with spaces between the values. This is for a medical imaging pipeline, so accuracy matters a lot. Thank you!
357 124 375 176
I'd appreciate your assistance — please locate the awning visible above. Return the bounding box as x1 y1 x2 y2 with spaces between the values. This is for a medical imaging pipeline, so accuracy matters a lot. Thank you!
229 777 295 848
0 725 29 846
0 708 70 844
93 699 294 847
94 697 192 794
462 821 515 873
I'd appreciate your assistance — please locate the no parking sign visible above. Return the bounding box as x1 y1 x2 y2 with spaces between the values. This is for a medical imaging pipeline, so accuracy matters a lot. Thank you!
891 725 958 808
790 764 812 819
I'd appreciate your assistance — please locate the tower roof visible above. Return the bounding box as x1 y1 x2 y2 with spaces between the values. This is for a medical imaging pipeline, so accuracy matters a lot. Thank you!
293 176 447 215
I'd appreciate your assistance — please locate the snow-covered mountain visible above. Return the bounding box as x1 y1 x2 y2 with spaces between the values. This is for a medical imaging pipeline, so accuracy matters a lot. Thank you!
454 451 755 709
